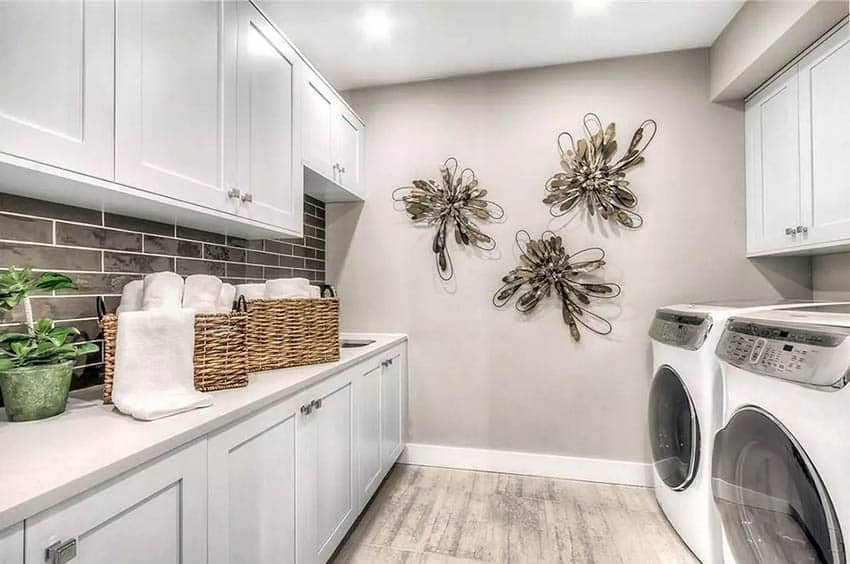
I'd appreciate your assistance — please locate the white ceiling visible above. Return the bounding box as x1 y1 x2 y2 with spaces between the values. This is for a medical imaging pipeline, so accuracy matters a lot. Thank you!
265 1 744 91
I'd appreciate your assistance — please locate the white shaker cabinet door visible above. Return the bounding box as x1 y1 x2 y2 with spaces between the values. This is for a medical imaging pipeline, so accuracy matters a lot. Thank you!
297 371 356 564
799 23 850 246
0 0 114 180
745 65 802 254
0 523 22 564
24 440 207 564
333 106 365 198
355 360 384 509
235 1 303 233
207 398 298 564
115 0 237 213
303 68 337 181
381 347 405 468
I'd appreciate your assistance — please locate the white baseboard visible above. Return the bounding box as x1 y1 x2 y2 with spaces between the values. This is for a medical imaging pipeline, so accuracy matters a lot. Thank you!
399 443 654 487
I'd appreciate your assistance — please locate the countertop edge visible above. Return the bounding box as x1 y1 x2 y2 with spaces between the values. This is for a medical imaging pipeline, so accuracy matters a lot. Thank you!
0 333 407 530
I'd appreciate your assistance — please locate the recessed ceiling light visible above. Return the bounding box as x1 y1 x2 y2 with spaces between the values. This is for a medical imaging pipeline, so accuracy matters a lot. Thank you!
360 9 393 41
573 0 611 15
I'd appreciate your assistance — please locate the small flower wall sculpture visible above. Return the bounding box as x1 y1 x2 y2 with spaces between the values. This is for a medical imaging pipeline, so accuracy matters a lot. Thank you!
544 113 657 228
493 230 621 342
393 157 504 281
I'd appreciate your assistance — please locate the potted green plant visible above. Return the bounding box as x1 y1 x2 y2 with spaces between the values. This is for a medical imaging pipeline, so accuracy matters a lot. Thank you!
0 267 99 422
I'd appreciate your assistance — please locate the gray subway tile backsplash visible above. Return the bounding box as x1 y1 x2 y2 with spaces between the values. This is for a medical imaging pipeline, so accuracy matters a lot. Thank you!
0 192 327 404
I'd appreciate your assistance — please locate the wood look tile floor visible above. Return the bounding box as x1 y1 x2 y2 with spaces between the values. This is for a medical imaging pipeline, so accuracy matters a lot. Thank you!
332 465 698 564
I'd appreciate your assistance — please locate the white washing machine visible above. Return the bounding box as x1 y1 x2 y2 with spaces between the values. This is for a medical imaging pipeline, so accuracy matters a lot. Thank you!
714 304 850 564
648 301 837 564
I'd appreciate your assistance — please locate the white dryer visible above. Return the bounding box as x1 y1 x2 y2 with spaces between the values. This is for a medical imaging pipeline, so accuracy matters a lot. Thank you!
714 304 850 564
648 301 835 564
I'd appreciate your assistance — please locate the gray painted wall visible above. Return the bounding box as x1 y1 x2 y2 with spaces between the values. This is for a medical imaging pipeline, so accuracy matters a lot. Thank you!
328 48 812 464
813 254 850 300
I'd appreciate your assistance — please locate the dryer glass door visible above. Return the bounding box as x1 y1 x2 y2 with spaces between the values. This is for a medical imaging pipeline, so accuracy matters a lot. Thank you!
649 365 700 490
712 407 845 564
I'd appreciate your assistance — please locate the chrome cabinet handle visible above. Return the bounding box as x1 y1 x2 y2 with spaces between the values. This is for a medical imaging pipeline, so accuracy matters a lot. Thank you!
311 398 323 410
796 225 808 234
785 227 796 236
46 539 77 564
227 187 241 199
240 192 253 203
300 403 313 415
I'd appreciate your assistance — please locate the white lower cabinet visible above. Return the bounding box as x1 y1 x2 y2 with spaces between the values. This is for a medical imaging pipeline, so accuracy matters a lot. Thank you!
0 523 22 564
14 342 407 564
355 359 385 506
25 440 207 564
296 370 357 564
381 348 405 466
207 397 299 564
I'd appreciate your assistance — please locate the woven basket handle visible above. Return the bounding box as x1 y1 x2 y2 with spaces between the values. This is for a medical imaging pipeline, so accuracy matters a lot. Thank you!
96 296 108 321
234 294 248 313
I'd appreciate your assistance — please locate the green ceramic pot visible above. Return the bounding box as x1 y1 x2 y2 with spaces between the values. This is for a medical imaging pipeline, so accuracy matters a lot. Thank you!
0 360 74 422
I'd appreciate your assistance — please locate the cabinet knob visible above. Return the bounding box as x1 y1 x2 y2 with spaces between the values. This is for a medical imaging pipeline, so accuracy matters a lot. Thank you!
227 187 241 199
339 166 346 173
785 227 796 236
311 398 323 410
300 403 313 415
240 192 253 203
796 225 808 234
46 539 77 564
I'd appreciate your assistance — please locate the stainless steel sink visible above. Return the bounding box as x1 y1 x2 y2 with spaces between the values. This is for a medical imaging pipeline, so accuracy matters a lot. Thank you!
340 339 376 349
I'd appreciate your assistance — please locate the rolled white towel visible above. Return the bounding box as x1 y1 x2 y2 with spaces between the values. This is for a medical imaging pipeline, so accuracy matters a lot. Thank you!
216 283 236 312
236 283 266 301
117 279 144 313
182 275 223 313
111 309 212 421
265 278 310 299
308 285 321 299
141 271 184 311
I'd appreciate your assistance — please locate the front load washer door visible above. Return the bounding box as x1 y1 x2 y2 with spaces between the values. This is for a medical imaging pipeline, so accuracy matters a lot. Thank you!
649 365 700 491
712 407 845 564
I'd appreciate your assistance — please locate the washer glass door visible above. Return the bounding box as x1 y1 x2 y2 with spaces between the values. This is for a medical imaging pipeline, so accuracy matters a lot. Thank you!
712 407 845 564
649 365 700 490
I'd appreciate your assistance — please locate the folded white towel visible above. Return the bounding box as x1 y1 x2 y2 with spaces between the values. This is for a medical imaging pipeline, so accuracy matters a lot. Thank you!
217 283 236 312
111 309 212 421
308 285 321 298
182 275 223 313
142 271 184 311
236 283 266 301
265 278 310 299
117 279 144 313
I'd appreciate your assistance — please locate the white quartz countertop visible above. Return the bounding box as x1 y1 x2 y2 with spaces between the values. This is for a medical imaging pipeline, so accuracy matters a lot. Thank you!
0 332 407 530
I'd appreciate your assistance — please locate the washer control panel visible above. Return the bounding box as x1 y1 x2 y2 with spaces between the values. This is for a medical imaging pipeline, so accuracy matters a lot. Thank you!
717 318 850 389
649 310 712 350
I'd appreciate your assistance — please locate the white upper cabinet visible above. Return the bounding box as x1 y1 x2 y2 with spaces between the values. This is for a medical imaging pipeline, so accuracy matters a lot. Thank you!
745 65 801 254
235 1 303 233
303 67 337 180
0 1 114 180
746 21 849 256
25 441 207 564
334 105 366 198
116 0 236 213
207 398 297 564
798 24 850 247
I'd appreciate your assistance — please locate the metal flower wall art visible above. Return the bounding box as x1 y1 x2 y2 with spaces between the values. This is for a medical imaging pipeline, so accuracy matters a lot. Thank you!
392 157 504 281
544 113 657 229
493 230 621 342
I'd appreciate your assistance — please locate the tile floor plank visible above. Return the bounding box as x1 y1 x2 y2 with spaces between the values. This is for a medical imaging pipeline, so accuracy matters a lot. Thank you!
332 465 698 564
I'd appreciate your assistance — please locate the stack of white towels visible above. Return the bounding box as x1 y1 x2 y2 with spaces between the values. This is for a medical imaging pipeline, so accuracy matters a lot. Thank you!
112 272 235 421
235 277 320 300
112 274 321 421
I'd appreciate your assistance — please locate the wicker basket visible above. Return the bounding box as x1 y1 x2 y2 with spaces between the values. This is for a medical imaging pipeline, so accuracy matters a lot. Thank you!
100 311 248 404
245 298 339 372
